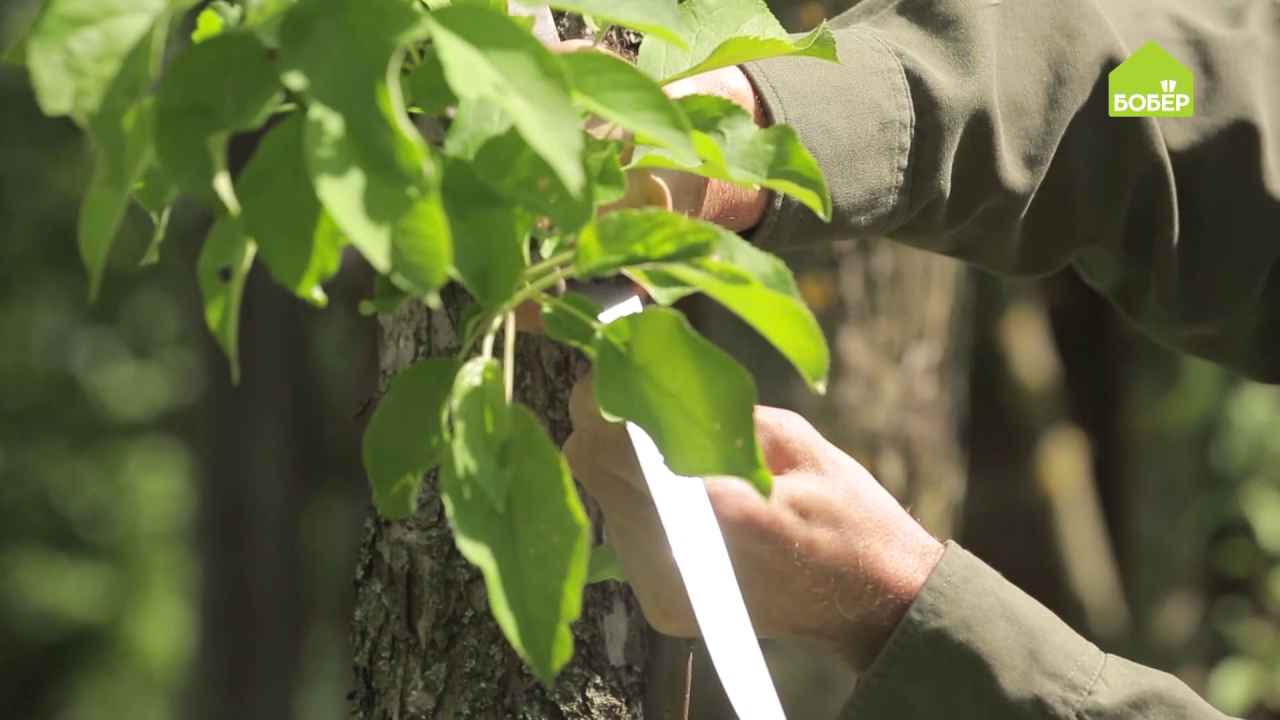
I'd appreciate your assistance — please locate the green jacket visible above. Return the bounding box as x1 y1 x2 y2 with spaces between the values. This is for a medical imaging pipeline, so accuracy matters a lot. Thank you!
746 0 1280 383
743 0 1279 717
846 544 1229 718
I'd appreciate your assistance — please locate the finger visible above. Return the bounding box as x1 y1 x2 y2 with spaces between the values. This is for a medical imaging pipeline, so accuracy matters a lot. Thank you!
568 373 600 431
515 299 543 335
546 38 597 54
753 405 825 475
600 171 674 214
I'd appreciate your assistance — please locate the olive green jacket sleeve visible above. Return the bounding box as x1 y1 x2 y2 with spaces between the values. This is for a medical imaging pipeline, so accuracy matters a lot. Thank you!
842 543 1233 719
743 0 1280 381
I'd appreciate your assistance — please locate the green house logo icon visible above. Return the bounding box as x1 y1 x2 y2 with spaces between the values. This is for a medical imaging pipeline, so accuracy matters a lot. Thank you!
1109 42 1194 118
1105 42 1192 117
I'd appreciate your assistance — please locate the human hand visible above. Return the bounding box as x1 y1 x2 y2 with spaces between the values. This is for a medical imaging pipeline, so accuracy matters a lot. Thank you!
563 376 946 670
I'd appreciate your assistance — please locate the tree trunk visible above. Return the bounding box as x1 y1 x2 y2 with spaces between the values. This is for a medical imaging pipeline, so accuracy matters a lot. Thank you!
350 290 649 720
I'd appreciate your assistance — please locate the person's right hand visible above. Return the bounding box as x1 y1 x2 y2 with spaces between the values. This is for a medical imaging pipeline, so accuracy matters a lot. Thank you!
563 375 946 670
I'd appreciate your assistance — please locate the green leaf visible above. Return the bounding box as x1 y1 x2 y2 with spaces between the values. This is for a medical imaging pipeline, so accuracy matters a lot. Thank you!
197 217 256 384
443 98 512 160
192 2 243 43
440 405 589 685
133 160 176 215
241 0 297 45
79 102 156 298
280 0 452 294
575 209 719 278
134 159 176 264
633 94 831 221
594 307 771 494
238 115 344 306
3 0 47 67
545 0 686 48
637 0 836 84
78 28 167 299
363 358 458 519
633 234 829 391
140 207 172 266
449 358 513 509
541 292 602 357
156 32 280 212
585 137 627 206
425 5 585 193
25 0 176 122
586 544 624 584
560 51 696 162
191 10 225 43
405 50 455 116
473 130 594 232
359 274 410 317
442 160 530 307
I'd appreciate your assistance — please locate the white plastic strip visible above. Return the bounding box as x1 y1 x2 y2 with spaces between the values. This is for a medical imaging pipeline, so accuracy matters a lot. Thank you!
599 296 786 720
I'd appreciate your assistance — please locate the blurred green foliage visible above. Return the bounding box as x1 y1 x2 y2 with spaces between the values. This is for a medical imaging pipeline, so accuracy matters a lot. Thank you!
1205 383 1280 714
0 2 199 717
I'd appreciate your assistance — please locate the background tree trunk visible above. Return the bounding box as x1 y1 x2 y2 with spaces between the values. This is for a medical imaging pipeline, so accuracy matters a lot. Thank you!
349 292 649 720
688 238 971 718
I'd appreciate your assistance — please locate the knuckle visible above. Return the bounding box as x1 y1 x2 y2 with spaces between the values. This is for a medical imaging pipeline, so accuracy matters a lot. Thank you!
756 405 810 435
705 477 767 530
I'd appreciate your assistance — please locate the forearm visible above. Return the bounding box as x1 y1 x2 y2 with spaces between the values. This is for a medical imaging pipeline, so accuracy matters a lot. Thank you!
743 0 1280 380
848 543 1236 719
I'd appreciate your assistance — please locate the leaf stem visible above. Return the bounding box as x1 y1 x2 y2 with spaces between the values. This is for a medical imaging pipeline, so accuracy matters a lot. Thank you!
524 250 575 281
503 311 516 403
481 315 500 360
456 267 574 361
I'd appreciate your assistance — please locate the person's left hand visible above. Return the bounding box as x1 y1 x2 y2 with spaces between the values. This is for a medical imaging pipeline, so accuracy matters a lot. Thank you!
563 375 946 670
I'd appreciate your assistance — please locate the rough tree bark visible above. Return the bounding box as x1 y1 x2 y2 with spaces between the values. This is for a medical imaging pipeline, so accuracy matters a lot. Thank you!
350 290 650 720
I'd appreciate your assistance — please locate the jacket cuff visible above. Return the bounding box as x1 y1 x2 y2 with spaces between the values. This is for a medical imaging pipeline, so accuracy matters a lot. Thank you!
741 27 913 250
845 542 1106 718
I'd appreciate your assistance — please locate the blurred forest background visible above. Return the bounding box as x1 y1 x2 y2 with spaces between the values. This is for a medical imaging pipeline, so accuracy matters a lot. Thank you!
2 0 1279 718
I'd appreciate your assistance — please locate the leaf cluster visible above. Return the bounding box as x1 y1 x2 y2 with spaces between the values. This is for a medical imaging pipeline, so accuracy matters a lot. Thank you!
12 0 837 683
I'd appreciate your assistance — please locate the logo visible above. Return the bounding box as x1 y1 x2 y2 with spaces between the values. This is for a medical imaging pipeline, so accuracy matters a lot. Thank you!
1109 42 1194 118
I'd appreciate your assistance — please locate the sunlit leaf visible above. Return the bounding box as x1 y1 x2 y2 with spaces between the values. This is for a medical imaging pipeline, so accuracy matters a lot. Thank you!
196 217 256 384
473 130 594 232
441 405 589 683
238 115 344 306
637 0 836 84
155 32 279 212
25 0 178 122
575 209 719 278
425 5 584 192
594 307 770 494
449 358 513 509
561 51 695 162
281 0 450 294
631 232 829 391
632 94 831 220
443 98 512 160
545 0 686 47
